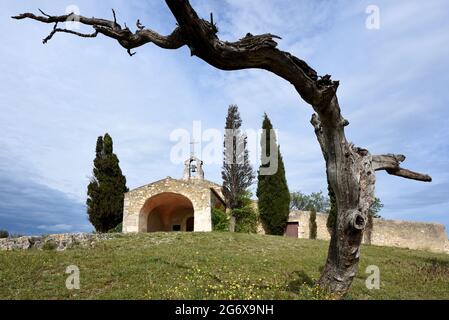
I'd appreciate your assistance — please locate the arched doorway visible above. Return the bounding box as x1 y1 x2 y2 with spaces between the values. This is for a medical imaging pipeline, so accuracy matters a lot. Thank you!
139 192 194 232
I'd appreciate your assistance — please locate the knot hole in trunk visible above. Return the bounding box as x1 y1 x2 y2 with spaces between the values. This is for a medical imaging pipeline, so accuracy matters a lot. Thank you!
350 212 366 231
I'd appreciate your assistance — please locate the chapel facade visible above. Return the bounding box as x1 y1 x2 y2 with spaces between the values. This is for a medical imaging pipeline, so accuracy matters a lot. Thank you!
122 156 226 233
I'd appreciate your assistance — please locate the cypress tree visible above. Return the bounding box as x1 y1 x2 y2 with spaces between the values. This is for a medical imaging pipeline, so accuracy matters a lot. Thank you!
222 105 254 209
87 133 128 232
309 207 317 239
256 114 290 235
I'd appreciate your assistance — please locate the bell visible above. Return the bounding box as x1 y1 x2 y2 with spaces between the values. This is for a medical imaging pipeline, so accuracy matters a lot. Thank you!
191 164 197 173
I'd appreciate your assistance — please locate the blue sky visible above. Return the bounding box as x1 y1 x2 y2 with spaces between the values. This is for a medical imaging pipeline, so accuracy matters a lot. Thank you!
0 0 448 235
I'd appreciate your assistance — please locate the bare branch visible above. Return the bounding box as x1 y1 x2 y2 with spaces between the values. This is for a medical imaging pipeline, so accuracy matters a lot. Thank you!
164 0 330 106
372 154 406 171
43 26 98 44
38 9 51 18
111 8 118 27
372 154 431 182
12 3 328 106
386 168 432 182
136 19 145 30
127 49 136 57
12 2 336 107
12 10 185 53
12 12 116 29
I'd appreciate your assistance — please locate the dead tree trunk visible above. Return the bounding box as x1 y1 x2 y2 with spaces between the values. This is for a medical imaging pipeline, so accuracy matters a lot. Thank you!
13 0 432 297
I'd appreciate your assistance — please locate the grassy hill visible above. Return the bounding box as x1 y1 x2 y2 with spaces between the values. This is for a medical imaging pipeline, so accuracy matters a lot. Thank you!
1 232 448 300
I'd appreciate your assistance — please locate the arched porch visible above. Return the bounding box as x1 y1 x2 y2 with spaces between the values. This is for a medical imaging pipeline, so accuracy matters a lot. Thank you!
139 192 194 232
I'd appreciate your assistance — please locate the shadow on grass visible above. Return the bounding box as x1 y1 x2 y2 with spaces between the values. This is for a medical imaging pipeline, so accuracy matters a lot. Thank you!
147 256 224 283
148 257 191 270
418 257 449 280
286 270 315 292
422 257 449 267
285 270 338 300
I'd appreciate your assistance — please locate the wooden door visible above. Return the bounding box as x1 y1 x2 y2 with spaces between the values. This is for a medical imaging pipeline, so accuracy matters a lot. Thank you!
285 222 299 238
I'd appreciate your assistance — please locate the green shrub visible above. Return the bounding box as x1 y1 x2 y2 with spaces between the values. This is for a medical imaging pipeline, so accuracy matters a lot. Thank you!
234 208 258 233
108 222 123 233
43 240 58 251
0 230 9 239
234 194 258 233
212 208 229 231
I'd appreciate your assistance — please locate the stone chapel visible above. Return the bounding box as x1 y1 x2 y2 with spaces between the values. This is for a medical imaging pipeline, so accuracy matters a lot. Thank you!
122 155 226 233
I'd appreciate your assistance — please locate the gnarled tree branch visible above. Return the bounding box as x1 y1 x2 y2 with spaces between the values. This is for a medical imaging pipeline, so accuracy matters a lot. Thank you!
12 9 186 54
43 22 99 44
372 154 432 182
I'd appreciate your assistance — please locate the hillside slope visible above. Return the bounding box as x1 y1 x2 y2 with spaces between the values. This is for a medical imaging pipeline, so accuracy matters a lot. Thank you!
1 232 448 300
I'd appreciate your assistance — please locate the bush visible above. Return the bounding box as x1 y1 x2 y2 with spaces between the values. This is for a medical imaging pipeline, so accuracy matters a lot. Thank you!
234 207 258 233
212 208 229 231
233 194 258 234
108 222 123 233
0 230 9 238
43 240 58 251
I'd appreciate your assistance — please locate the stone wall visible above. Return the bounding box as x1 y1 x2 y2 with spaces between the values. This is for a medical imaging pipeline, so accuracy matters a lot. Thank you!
256 211 330 240
370 218 448 254
257 210 449 254
0 233 113 251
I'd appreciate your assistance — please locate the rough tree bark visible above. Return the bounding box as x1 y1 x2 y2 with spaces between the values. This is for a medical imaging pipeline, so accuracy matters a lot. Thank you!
13 0 432 297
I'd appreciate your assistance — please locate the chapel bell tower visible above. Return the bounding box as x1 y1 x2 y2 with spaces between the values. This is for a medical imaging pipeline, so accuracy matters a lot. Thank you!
182 140 204 181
